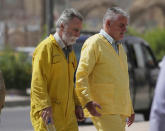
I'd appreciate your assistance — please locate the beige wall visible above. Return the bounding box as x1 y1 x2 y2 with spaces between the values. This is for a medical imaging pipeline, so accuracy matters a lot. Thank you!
0 0 165 47
24 0 41 17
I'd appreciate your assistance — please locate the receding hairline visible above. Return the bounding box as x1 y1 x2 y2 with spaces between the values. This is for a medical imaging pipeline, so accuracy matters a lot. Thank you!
56 8 83 31
103 7 129 24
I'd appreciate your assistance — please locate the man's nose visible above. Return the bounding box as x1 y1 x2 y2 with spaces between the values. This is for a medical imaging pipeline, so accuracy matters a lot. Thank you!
75 31 80 37
122 26 127 32
73 30 80 37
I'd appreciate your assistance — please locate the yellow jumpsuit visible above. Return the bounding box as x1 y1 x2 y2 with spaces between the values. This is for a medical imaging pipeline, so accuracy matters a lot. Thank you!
76 34 134 131
30 34 79 131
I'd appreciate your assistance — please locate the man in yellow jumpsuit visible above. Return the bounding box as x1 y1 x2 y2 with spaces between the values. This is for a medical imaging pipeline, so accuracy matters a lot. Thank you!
76 7 135 131
30 8 84 131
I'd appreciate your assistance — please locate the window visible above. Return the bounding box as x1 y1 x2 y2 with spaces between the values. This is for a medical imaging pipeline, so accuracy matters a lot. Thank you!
6 0 18 6
134 43 145 68
73 39 84 62
5 0 23 9
141 44 156 68
126 43 138 68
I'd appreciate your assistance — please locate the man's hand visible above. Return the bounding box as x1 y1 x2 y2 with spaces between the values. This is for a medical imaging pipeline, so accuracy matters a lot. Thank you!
127 113 135 127
41 106 53 124
75 106 85 121
86 101 102 117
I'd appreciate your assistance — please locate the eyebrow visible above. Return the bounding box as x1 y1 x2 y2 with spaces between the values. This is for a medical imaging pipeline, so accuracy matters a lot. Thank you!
73 28 80 32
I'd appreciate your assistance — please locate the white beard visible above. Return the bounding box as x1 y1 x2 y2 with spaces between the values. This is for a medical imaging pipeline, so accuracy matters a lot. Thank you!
67 36 78 45
62 32 78 46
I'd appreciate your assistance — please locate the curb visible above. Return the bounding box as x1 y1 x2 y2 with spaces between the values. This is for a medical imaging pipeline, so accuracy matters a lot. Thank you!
4 95 30 107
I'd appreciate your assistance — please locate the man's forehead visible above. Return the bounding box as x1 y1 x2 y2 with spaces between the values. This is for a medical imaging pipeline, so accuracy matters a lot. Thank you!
115 14 128 20
67 17 82 27
70 17 82 23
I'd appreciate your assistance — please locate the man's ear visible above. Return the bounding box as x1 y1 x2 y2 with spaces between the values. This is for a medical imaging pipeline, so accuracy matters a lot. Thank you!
60 24 64 31
104 20 111 33
106 20 111 28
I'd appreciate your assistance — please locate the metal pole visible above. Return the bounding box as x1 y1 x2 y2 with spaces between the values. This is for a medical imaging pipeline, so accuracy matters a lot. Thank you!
40 0 46 36
46 0 54 35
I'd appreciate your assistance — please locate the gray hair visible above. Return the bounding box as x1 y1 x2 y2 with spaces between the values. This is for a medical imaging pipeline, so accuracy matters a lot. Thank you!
56 8 83 32
103 7 129 26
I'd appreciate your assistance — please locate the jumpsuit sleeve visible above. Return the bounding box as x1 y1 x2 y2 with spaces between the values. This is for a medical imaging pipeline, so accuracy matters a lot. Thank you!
31 45 52 113
72 51 81 106
76 40 99 107
131 104 134 114
74 89 81 106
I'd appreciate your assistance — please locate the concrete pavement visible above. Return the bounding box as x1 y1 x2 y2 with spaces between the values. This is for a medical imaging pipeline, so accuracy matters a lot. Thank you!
4 94 150 131
5 94 30 107
79 122 149 131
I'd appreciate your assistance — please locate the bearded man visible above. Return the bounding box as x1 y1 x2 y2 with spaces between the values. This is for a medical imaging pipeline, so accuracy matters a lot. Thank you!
30 8 84 131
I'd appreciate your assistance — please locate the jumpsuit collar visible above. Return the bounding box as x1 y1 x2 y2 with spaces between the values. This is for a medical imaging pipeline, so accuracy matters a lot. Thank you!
54 32 66 49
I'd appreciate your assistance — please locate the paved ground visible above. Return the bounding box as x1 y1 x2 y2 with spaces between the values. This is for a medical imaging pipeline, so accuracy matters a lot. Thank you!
79 122 149 131
4 94 150 131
